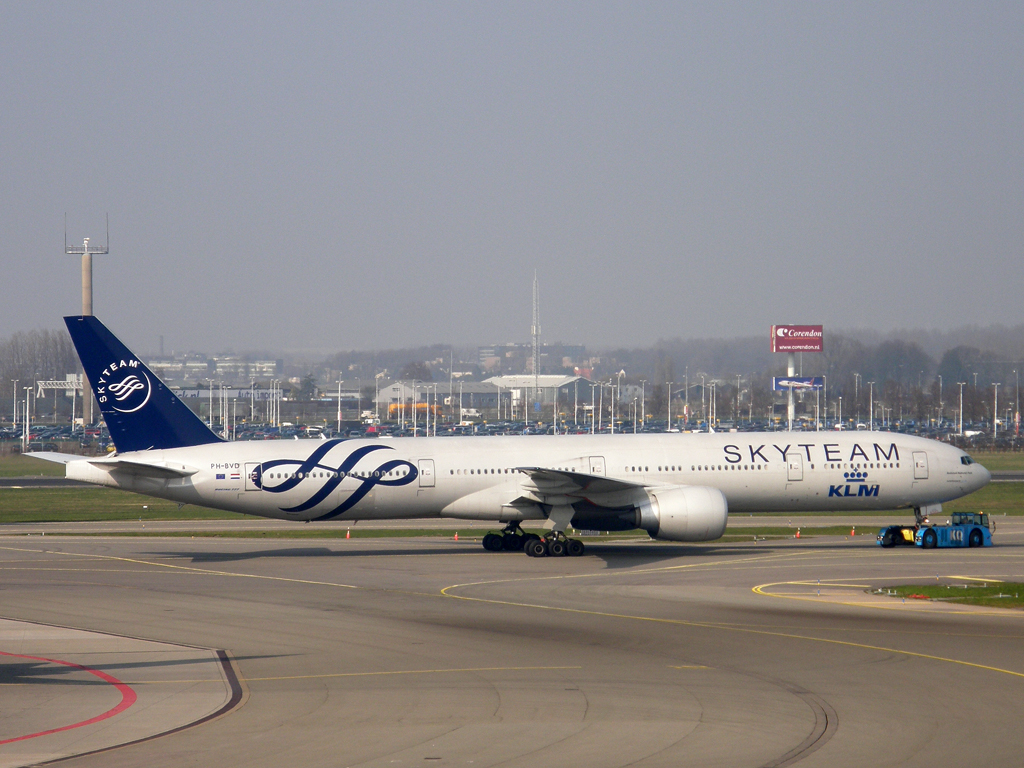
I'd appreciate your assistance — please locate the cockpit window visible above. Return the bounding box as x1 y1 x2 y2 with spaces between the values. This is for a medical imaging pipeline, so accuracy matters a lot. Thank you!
960 455 975 465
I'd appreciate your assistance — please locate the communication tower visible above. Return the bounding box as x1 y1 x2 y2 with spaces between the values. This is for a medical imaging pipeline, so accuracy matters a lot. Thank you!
66 214 109 424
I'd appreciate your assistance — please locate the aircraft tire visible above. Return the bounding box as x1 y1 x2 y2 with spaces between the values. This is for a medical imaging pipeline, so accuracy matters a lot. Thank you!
567 539 585 557
548 539 567 557
969 528 983 548
525 539 547 558
502 534 525 551
482 533 504 552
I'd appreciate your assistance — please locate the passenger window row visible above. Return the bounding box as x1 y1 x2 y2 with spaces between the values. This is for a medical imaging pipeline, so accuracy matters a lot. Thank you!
264 468 408 480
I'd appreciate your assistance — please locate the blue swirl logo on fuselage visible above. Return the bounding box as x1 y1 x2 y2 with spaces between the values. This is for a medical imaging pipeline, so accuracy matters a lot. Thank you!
249 440 417 520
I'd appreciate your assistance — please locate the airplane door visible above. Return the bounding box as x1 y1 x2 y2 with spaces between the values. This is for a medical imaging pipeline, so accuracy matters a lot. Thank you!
245 463 262 491
418 459 435 488
913 452 928 480
787 455 803 481
588 456 606 476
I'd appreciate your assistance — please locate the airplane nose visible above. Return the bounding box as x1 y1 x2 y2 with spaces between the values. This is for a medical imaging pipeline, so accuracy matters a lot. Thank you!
976 464 992 489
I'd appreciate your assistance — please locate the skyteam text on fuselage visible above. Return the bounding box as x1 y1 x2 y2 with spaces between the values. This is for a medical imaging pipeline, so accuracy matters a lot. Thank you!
31 316 991 558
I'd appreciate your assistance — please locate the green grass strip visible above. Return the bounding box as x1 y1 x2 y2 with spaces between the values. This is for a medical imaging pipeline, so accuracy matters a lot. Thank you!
882 583 1024 610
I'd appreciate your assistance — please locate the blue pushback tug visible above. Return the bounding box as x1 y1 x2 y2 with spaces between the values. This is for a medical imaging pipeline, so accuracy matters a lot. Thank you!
877 513 993 549
915 512 993 548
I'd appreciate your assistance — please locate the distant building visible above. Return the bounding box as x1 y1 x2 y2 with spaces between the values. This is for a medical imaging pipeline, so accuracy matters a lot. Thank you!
477 343 587 375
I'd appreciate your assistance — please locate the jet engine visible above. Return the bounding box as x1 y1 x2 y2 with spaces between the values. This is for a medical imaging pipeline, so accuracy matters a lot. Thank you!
636 486 728 542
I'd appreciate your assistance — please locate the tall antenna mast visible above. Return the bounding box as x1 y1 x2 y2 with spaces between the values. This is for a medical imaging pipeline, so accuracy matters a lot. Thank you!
532 270 541 395
65 214 109 425
65 213 109 316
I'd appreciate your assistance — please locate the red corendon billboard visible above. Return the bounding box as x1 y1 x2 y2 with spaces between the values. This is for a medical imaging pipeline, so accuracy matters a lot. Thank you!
771 325 823 353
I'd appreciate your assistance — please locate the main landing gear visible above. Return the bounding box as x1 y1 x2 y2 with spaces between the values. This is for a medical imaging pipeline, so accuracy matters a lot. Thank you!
480 523 585 557
482 522 531 552
524 531 585 558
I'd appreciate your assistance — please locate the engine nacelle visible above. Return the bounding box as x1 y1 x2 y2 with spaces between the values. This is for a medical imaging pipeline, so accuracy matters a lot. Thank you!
636 486 728 542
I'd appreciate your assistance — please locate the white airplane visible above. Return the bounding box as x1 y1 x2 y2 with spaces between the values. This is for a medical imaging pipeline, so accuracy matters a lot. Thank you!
31 316 991 558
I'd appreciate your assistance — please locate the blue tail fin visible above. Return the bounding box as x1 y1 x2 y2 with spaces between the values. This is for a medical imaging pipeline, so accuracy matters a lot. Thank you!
65 316 223 453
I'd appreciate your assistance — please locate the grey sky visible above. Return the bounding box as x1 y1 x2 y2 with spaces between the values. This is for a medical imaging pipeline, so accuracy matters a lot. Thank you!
2 2 1021 355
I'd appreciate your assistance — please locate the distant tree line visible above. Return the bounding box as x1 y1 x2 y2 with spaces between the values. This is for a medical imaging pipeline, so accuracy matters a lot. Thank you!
1 324 1021 428
0 329 78 403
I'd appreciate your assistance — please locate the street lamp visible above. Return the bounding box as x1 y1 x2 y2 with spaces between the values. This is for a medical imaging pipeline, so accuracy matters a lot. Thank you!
337 380 342 435
207 378 215 428
868 382 875 431
957 382 966 435
639 379 646 429
11 379 17 428
700 374 706 427
1016 370 1020 436
613 370 625 434
735 374 741 426
854 373 860 422
22 386 32 453
667 381 673 432
993 383 1000 439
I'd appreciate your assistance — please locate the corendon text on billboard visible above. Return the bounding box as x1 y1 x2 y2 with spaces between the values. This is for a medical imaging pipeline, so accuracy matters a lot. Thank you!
771 325 823 353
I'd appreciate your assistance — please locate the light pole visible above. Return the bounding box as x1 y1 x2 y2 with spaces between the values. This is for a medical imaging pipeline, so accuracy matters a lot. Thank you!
735 374 741 426
957 382 966 435
336 380 342 434
412 382 419 437
374 372 384 423
24 386 34 451
993 383 1000 438
1016 370 1020 436
700 374 706 427
11 379 17 428
614 370 625 434
938 374 943 425
667 381 672 431
640 379 646 429
868 382 875 431
207 379 215 428
838 396 842 429
684 368 689 424
854 373 860 422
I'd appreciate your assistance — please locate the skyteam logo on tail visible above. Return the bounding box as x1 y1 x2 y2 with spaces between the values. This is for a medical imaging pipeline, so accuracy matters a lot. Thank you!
829 470 880 498
96 359 152 414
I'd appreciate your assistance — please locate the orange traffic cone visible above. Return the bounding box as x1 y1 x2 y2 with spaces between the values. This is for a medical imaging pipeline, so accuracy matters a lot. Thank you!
796 528 801 539
346 529 350 539
454 532 459 541
851 526 856 537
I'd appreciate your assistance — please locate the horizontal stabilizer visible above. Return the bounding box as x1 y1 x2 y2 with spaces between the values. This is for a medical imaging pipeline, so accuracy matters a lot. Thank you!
88 458 199 479
22 452 82 465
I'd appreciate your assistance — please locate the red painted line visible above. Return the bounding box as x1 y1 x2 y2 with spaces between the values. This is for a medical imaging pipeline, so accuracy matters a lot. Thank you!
0 650 137 745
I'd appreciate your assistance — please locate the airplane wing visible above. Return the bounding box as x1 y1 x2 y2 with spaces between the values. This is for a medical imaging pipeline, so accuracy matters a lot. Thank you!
515 467 647 497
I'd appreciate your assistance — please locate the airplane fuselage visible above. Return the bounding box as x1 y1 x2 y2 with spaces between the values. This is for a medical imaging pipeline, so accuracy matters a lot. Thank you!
67 431 990 530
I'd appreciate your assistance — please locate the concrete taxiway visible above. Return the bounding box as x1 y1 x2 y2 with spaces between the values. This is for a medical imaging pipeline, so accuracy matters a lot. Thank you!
2 528 1023 767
